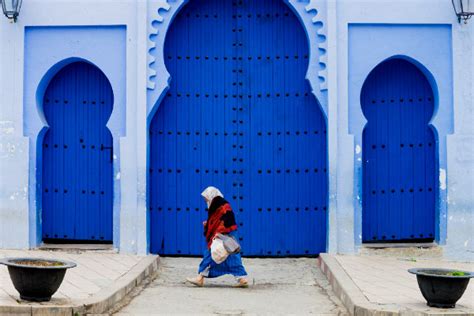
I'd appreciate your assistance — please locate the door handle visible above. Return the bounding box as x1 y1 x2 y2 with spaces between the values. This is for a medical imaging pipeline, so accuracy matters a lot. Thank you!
100 144 113 163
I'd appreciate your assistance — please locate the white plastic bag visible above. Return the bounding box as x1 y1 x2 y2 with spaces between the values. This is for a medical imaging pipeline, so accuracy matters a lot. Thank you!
216 233 241 254
211 236 229 264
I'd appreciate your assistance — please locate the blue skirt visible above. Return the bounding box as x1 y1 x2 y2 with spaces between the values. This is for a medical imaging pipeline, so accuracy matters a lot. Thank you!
198 232 247 278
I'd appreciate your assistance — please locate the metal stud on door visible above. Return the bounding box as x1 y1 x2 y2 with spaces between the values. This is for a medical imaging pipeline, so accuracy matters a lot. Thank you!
149 0 328 256
361 59 437 243
42 62 114 242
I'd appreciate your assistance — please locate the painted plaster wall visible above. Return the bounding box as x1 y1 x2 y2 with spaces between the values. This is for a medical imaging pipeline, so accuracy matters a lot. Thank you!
23 25 127 248
334 0 473 261
0 14 29 249
445 20 474 262
0 0 149 254
0 0 471 260
348 24 452 245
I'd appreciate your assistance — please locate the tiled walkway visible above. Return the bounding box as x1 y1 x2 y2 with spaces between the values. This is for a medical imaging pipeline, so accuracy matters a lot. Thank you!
0 249 151 308
334 254 474 312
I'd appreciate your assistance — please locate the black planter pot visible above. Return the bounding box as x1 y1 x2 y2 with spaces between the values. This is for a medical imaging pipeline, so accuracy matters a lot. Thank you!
408 268 473 308
0 258 76 302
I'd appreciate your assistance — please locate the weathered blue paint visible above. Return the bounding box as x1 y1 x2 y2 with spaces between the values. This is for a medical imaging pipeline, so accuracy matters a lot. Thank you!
149 0 328 256
361 58 437 243
42 62 114 242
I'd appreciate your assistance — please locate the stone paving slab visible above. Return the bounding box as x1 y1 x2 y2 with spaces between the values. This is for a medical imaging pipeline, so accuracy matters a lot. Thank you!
0 249 159 315
319 253 474 316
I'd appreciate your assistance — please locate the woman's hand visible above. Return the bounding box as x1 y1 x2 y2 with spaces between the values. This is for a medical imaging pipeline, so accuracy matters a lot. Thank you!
203 221 207 226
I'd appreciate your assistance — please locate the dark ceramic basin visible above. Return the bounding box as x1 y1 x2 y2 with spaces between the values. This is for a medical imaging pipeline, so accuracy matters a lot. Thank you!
0 257 76 302
408 268 473 308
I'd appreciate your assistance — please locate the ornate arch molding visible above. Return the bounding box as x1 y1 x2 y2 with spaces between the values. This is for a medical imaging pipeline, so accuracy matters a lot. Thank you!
294 0 328 109
146 0 184 123
146 0 329 119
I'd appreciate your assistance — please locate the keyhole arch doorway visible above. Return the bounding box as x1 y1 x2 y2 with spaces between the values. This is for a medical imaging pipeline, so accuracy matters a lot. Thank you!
149 0 328 256
41 61 114 243
361 57 438 243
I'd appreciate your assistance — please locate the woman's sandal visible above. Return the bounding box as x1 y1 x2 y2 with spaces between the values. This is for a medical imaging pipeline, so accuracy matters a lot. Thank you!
186 276 204 287
234 278 249 288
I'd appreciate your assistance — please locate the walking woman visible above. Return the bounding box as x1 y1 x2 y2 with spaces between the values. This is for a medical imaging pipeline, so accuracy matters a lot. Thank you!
186 186 249 287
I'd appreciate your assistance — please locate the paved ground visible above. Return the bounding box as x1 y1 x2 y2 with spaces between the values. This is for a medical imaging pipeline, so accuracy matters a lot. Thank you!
0 249 143 305
334 253 474 311
115 257 348 316
0 249 157 314
319 248 474 315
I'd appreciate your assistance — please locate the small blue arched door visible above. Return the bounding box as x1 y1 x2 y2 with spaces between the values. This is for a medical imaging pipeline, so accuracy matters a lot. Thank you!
42 61 114 242
149 0 328 256
361 58 437 243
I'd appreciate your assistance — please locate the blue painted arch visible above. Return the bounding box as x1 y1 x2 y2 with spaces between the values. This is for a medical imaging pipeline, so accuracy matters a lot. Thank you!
40 61 115 242
146 0 328 117
24 26 127 248
360 57 438 243
364 55 441 123
35 58 112 127
347 25 453 250
148 0 328 256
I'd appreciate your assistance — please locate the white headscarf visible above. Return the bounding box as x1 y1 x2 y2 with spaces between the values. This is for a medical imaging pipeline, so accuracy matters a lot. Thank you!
201 186 224 208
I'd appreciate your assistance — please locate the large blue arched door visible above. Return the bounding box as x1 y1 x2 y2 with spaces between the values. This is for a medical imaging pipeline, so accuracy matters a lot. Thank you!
150 0 328 256
361 59 437 243
42 62 114 242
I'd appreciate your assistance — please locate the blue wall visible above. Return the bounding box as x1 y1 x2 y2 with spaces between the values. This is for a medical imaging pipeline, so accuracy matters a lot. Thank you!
0 0 471 260
23 26 126 248
348 24 453 246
